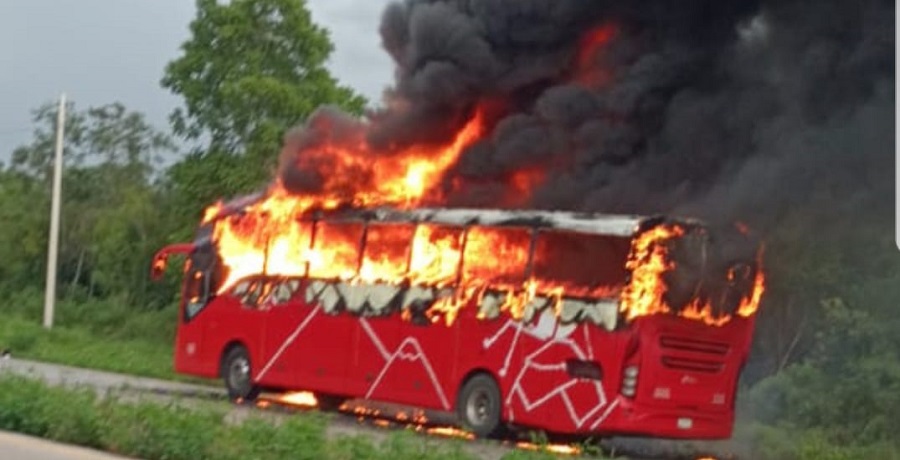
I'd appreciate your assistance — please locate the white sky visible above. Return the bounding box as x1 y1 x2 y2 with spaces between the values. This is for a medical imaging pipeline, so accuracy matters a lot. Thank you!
0 0 394 159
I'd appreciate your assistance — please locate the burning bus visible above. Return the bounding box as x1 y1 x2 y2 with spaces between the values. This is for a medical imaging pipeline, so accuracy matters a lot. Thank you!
151 191 764 440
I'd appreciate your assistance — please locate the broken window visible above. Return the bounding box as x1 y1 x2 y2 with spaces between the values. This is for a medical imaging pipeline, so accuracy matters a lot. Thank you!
529 230 631 328
360 223 415 284
232 277 301 309
263 220 314 278
462 226 532 289
408 224 465 287
307 221 365 280
183 243 219 322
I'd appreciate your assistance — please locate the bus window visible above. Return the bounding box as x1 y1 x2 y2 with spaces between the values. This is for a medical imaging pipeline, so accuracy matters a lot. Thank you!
462 226 531 289
308 221 365 280
531 230 630 325
408 224 464 287
360 223 415 284
264 220 314 278
183 245 219 321
532 230 630 296
231 277 301 309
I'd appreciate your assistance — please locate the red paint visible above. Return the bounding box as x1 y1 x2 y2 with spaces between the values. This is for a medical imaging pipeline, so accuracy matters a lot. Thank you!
167 274 754 439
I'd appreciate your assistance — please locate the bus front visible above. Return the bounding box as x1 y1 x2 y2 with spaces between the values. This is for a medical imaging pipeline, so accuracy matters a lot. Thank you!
604 219 765 439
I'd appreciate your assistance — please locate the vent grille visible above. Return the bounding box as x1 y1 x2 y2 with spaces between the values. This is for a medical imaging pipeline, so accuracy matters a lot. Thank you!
659 335 730 374
661 356 723 373
660 335 730 355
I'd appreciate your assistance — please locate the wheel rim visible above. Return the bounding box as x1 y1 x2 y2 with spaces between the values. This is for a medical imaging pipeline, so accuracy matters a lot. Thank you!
465 388 492 426
229 356 250 392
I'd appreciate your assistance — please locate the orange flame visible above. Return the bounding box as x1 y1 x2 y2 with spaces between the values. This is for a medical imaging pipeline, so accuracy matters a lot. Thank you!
275 391 318 408
426 426 476 440
619 224 685 321
199 103 764 328
516 442 582 456
618 224 766 326
737 262 766 318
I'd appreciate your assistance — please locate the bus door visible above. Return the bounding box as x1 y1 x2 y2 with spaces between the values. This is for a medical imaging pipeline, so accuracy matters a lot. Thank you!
150 242 198 374
175 243 219 377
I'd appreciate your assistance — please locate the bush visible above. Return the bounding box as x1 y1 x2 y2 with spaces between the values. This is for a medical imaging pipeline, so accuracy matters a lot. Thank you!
0 376 101 447
0 316 177 380
737 423 900 460
100 401 221 460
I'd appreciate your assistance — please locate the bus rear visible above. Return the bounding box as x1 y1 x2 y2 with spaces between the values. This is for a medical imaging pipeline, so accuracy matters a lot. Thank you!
601 220 763 438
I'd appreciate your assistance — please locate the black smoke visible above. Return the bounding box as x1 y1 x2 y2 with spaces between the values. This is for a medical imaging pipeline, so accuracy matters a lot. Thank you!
356 0 893 235
277 0 893 257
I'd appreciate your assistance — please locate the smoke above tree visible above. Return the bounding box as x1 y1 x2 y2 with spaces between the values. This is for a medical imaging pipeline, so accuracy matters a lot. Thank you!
278 0 893 238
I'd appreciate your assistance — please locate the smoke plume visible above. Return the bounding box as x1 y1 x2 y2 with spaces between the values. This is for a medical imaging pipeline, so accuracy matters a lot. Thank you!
279 0 893 236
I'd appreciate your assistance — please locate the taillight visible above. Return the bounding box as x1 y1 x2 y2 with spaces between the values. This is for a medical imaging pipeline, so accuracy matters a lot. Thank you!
621 365 639 397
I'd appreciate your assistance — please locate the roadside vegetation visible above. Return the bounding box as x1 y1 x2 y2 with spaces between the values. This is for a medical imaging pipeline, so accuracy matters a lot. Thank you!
0 0 896 459
0 290 177 380
0 374 580 460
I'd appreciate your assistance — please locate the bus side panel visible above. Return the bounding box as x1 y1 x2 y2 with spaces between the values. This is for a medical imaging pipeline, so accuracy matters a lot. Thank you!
550 325 630 434
204 298 266 381
450 308 541 425
457 309 631 435
256 300 312 390
288 306 357 395
175 297 265 380
490 311 566 431
350 314 403 401
381 315 460 412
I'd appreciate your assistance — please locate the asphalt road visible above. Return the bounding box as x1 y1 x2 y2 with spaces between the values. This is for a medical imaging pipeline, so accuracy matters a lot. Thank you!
0 430 134 460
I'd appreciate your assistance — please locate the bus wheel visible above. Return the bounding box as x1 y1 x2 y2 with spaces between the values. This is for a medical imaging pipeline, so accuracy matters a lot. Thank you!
457 373 503 438
221 345 260 401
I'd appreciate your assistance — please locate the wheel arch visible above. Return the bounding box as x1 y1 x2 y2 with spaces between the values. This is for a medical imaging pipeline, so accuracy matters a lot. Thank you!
455 367 504 410
219 340 249 376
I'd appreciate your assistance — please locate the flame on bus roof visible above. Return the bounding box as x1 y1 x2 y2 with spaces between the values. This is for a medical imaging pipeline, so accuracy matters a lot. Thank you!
196 106 763 327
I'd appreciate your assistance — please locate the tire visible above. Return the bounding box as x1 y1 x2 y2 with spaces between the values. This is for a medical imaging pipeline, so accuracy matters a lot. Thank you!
221 345 260 401
456 373 503 438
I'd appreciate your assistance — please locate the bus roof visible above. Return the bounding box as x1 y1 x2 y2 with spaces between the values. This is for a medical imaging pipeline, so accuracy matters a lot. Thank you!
373 208 646 236
209 194 704 238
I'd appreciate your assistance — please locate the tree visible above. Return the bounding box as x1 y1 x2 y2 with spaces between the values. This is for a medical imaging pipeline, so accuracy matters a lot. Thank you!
6 101 176 306
159 0 368 237
161 0 366 159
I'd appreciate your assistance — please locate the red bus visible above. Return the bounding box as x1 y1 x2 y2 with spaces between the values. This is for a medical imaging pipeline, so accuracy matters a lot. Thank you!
152 201 764 440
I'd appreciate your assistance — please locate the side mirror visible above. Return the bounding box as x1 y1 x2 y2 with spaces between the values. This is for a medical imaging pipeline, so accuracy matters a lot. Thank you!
149 243 196 282
150 253 168 281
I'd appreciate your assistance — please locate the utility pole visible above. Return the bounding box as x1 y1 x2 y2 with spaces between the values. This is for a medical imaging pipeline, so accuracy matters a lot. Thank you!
43 93 66 329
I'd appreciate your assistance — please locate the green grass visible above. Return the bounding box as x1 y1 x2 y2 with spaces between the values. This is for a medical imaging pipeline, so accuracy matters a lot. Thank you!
0 375 564 460
0 289 202 381
0 315 183 381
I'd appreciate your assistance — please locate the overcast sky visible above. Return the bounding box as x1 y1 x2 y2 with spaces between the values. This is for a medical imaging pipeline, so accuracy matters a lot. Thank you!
0 0 394 158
